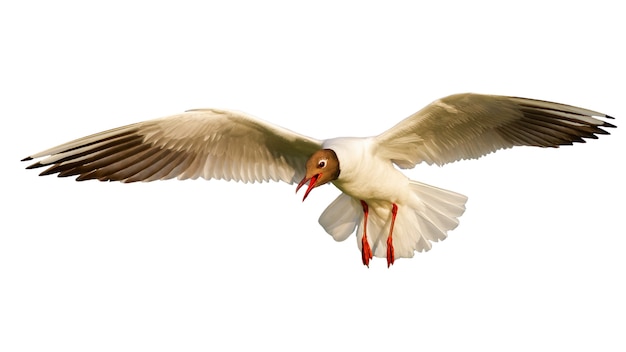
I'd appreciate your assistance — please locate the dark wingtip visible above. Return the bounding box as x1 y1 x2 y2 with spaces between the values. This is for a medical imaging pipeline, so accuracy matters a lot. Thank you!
76 171 100 182
75 174 91 181
26 162 43 170
603 121 617 129
21 156 33 162
605 115 615 120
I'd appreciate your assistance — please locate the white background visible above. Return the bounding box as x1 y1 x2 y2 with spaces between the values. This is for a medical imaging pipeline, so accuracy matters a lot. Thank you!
1 1 624 351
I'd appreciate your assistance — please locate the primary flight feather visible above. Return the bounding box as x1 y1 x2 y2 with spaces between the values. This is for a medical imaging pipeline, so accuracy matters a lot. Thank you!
23 93 615 267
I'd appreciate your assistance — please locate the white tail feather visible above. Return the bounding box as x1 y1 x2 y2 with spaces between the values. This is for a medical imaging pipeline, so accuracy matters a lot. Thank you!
318 193 362 242
318 181 468 260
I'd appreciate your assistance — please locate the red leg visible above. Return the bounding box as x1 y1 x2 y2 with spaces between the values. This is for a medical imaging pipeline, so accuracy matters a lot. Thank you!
387 203 398 268
360 200 373 267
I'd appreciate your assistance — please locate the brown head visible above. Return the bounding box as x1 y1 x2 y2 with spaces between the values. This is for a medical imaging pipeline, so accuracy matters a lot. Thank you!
296 149 340 201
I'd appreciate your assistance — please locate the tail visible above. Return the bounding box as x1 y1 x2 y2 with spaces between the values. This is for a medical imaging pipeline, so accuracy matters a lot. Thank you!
318 180 468 260
397 181 468 255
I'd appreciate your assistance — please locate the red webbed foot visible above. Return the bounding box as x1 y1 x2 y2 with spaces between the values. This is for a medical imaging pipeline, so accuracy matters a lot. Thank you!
386 236 394 267
362 236 373 267
359 200 373 267
387 203 398 268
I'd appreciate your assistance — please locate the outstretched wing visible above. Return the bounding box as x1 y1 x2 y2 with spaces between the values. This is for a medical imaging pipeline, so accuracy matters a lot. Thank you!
23 109 323 184
376 93 615 168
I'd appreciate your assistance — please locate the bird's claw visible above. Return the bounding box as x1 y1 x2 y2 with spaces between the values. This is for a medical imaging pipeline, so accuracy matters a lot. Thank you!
386 236 394 268
361 237 373 267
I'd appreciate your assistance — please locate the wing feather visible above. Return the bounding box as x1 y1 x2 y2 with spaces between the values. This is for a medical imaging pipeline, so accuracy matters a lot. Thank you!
376 93 615 167
23 109 322 184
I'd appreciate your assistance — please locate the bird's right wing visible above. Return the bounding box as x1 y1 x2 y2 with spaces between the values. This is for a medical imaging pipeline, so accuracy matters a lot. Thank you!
23 109 323 184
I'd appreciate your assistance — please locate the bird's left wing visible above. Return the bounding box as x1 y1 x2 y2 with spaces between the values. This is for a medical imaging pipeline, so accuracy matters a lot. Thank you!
23 109 323 184
375 93 615 168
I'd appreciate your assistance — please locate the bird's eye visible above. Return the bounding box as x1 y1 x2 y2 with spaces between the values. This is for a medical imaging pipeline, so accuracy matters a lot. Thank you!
317 159 327 168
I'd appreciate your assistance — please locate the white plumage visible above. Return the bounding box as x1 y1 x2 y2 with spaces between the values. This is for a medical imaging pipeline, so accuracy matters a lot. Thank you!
23 93 615 267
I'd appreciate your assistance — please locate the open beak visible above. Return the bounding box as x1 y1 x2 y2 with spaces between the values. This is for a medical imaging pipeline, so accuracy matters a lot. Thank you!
296 173 321 201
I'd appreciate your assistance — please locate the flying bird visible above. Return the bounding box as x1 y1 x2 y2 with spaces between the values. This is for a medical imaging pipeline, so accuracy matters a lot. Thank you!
22 93 615 267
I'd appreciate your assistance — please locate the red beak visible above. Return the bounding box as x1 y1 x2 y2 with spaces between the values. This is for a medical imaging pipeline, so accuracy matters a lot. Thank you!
296 173 321 201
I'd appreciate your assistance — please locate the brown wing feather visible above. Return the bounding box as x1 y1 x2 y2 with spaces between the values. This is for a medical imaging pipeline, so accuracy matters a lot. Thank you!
376 93 615 167
23 109 322 184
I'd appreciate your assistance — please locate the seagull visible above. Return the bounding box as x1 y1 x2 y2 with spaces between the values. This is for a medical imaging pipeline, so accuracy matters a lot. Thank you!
22 93 615 267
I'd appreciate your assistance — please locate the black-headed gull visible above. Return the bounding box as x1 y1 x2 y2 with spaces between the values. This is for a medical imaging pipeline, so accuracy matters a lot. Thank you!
22 93 615 267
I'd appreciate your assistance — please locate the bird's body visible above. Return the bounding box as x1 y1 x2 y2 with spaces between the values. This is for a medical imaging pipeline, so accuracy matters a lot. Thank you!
325 137 407 202
22 93 615 267
319 137 468 264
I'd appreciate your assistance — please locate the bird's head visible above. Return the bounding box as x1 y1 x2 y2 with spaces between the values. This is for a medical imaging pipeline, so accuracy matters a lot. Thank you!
296 149 340 201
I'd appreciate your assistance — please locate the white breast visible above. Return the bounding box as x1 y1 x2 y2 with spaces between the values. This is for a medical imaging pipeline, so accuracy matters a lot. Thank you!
322 137 411 204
